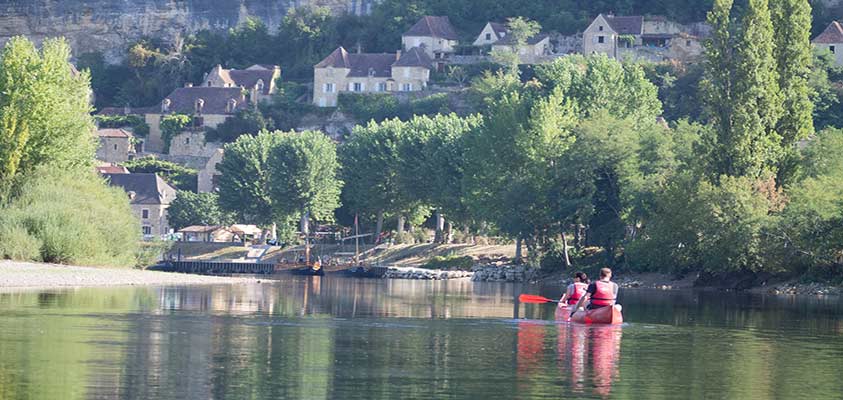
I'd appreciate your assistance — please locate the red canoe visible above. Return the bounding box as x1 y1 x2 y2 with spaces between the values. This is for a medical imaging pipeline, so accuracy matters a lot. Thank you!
570 305 623 325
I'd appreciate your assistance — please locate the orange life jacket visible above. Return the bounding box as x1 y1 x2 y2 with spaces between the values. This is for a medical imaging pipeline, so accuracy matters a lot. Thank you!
591 280 616 307
567 282 588 304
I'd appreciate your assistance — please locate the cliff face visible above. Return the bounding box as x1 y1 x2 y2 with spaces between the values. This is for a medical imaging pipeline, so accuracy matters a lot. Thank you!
0 0 374 62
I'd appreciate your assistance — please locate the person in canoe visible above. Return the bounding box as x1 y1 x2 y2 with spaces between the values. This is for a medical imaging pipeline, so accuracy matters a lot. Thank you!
570 268 619 318
558 271 589 309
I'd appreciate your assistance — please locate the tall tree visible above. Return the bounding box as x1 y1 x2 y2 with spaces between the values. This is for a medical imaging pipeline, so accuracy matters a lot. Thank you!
771 0 814 180
267 130 342 226
217 131 282 227
167 191 232 230
0 37 96 200
702 0 782 177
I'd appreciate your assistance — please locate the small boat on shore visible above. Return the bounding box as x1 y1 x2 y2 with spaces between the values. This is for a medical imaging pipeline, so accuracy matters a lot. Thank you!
570 305 623 325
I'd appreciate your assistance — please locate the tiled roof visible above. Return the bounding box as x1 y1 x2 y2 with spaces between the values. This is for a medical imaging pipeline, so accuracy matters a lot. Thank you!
605 15 644 35
393 47 433 68
104 173 177 205
97 128 131 138
489 22 508 38
404 16 459 40
813 21 843 44
316 47 423 78
161 87 244 115
178 225 226 233
495 33 549 46
315 47 352 68
95 164 129 174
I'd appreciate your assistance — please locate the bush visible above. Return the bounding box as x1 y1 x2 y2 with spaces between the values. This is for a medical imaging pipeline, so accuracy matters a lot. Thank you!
205 108 273 143
121 157 197 191
538 240 570 271
0 170 140 267
94 114 150 137
421 255 474 271
0 223 42 261
338 93 400 122
160 114 192 153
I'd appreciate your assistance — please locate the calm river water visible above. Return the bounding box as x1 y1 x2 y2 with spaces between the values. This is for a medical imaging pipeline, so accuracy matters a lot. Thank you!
0 276 841 399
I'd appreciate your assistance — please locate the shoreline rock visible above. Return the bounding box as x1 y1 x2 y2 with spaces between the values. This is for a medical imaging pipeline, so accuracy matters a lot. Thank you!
384 267 473 280
471 264 537 282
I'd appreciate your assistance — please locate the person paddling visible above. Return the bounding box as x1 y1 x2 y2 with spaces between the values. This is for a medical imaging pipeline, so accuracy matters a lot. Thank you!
558 271 589 308
570 268 619 317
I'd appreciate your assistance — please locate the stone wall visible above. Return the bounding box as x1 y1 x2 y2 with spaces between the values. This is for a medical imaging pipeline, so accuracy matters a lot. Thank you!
0 0 376 63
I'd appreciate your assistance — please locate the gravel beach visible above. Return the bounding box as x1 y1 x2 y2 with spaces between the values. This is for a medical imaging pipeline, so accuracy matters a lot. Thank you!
0 260 261 290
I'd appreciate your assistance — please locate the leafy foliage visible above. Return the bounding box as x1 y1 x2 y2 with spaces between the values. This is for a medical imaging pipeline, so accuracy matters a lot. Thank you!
167 191 232 230
121 157 198 192
217 131 283 226
93 115 150 137
205 108 274 143
159 114 192 153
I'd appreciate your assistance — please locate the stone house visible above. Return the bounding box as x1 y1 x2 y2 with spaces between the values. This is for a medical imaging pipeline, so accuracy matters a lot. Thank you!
96 128 135 164
202 64 281 103
582 14 705 62
178 225 235 242
104 173 177 240
312 46 432 107
144 86 246 152
813 21 843 66
197 149 224 193
401 16 460 67
490 33 551 64
473 22 508 47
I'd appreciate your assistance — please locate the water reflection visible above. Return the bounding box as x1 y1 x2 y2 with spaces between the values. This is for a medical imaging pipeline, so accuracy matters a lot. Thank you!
0 278 841 400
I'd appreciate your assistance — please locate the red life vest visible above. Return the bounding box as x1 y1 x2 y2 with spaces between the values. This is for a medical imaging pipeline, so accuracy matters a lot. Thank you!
567 282 588 304
591 280 616 307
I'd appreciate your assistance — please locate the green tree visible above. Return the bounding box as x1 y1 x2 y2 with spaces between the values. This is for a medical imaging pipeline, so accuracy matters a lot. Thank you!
167 191 232 230
490 17 541 74
217 131 283 226
267 131 342 228
159 114 192 153
205 108 274 143
0 37 97 199
121 157 198 192
702 0 782 177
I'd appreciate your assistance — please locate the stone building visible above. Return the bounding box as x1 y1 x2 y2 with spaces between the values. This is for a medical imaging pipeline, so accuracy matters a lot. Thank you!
472 22 508 47
312 46 432 107
198 149 224 193
490 33 551 64
104 173 177 240
202 64 281 103
144 86 246 152
96 128 135 164
813 21 843 66
582 14 705 62
401 16 460 68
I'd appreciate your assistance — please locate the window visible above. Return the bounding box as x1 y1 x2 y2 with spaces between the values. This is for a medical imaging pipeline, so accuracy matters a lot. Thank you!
377 82 387 92
485 33 491 40
831 45 836 54
113 144 118 150
686 40 692 46
142 226 152 235
324 83 335 93
598 36 605 44
142 209 149 219
353 82 363 92
185 137 190 145
193 117 204 127
599 26 604 32
402 83 412 91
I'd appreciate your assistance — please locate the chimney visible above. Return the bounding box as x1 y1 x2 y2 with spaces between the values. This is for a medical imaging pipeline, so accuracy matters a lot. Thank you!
227 98 237 113
161 98 171 113
356 43 362 54
395 50 402 60
195 98 204 114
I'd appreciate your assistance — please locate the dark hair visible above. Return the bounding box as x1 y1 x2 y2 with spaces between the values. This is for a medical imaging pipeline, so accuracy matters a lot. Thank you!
600 267 612 278
574 271 589 284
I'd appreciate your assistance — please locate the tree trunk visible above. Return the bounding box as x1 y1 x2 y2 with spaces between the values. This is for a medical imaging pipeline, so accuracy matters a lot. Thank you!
375 210 384 244
271 223 277 243
445 221 453 244
573 224 583 251
397 215 405 234
561 231 571 267
515 237 523 264
434 210 445 243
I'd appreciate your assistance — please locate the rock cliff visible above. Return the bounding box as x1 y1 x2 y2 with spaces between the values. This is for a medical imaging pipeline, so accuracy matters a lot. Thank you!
0 0 374 62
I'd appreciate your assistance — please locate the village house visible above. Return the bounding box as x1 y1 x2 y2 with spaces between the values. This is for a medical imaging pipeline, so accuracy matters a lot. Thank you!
144 86 246 152
490 33 551 64
812 21 843 66
472 22 508 47
312 46 432 107
202 64 281 104
104 173 177 240
95 128 135 164
178 225 235 242
197 149 224 193
582 14 705 62
402 16 460 68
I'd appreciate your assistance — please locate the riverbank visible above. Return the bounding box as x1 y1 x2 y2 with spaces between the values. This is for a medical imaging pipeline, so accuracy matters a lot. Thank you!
0 261 261 290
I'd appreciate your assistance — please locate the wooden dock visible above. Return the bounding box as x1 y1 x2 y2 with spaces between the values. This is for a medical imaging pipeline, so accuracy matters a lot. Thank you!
169 261 276 275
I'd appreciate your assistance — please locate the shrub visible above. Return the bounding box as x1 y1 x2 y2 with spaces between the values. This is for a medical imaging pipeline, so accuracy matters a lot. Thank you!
0 170 140 267
0 223 42 261
538 240 570 271
160 114 192 153
94 114 150 137
121 157 197 191
421 255 474 271
338 93 400 122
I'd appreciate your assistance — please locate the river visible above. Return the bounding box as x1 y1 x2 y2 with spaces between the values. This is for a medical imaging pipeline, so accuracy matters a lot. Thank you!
0 276 841 399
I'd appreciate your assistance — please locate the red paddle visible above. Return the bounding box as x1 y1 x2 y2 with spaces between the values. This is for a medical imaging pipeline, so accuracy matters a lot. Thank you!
518 294 560 304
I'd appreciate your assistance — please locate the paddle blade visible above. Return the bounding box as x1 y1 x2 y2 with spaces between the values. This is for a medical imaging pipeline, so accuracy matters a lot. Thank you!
519 294 555 304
